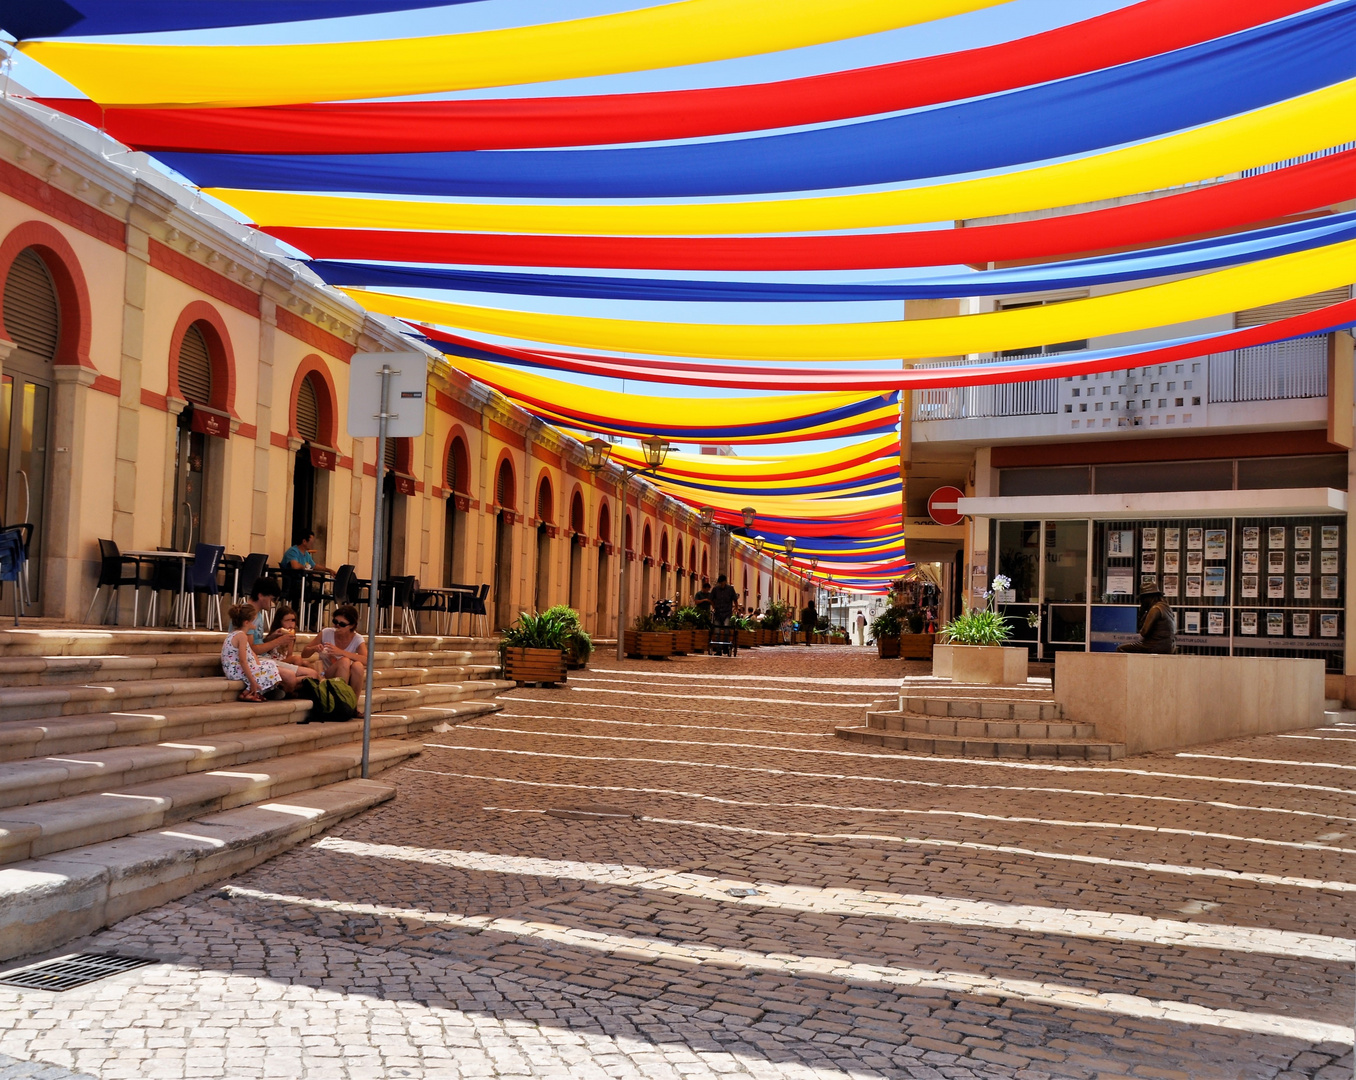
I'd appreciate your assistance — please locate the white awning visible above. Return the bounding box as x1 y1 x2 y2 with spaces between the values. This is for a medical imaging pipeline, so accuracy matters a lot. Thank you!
957 487 1347 521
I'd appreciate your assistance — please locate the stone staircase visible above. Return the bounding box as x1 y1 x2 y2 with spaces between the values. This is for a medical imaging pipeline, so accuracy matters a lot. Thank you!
0 626 510 962
836 680 1127 760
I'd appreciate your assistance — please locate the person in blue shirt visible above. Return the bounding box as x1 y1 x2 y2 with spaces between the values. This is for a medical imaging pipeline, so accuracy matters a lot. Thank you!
282 530 329 575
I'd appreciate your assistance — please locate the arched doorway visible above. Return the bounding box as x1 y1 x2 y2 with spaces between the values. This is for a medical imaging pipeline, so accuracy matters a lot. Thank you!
595 501 611 635
641 522 653 613
1 249 56 600
291 370 333 556
674 534 685 604
493 458 516 629
658 530 669 602
568 490 585 610
534 475 553 612
442 435 469 586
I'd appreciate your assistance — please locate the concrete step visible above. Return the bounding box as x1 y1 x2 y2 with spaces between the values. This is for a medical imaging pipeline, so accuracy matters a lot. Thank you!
899 678 1054 700
0 776 397 964
1324 698 1342 711
1323 708 1356 725
897 695 1064 722
0 628 499 659
0 653 225 687
0 681 506 801
836 725 1125 761
867 711 1096 740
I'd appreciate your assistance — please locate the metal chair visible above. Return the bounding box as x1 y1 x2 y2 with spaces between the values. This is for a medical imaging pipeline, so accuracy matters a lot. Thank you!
1 524 34 612
468 582 490 638
234 552 270 603
85 538 147 625
0 531 26 627
409 580 447 635
182 543 225 630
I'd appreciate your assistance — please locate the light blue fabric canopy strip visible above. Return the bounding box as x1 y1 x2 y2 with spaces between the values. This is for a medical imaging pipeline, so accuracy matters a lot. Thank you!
159 2 1356 199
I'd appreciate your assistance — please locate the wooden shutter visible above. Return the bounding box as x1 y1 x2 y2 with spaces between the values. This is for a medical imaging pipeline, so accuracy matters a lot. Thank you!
3 249 59 360
383 438 398 472
177 324 213 405
445 440 458 491
1235 287 1350 328
296 375 320 442
536 479 552 522
496 460 514 507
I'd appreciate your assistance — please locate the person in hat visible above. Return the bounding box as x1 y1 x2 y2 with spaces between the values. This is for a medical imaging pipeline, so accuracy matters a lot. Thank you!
1116 586 1176 654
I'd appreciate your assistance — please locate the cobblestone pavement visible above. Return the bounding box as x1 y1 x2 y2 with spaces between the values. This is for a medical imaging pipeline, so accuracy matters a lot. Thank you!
1 646 1354 1079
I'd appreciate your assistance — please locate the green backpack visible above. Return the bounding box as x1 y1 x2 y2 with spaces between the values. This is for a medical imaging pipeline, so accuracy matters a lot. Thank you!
298 677 359 723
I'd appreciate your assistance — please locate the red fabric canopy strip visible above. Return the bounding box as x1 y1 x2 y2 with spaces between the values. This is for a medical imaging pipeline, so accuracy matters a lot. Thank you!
265 148 1356 270
34 0 1311 153
421 295 1356 390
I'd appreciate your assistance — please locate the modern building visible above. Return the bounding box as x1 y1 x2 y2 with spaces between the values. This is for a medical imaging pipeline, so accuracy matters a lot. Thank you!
0 97 805 633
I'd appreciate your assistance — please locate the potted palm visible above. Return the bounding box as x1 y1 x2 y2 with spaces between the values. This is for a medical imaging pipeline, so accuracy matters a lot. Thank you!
543 604 594 669
870 607 904 658
899 608 936 660
625 613 676 659
501 609 571 685
935 575 1029 685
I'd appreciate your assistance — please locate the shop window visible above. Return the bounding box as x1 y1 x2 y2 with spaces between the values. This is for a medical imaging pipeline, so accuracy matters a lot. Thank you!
998 466 1090 497
1237 454 1348 491
1093 459 1233 494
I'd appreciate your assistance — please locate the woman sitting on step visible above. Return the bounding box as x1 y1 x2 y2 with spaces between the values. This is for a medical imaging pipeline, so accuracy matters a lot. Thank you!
302 603 368 695
260 605 323 678
223 603 300 702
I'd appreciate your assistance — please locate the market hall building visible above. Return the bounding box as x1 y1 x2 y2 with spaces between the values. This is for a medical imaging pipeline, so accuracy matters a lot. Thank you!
0 97 804 637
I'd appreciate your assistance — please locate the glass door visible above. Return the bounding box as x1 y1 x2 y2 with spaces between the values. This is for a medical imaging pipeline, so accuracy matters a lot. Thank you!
0 372 51 602
1044 520 1090 652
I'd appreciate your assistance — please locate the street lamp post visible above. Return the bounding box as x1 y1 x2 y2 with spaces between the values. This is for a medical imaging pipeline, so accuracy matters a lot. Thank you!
583 436 671 662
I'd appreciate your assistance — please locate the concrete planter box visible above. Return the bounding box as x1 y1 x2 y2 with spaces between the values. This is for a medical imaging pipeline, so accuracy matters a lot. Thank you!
1055 652 1324 754
624 630 675 659
936 643 1028 685
899 633 936 660
503 647 567 685
876 636 901 659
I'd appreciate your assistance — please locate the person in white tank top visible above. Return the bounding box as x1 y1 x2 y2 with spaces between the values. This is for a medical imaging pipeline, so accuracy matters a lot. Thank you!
302 603 368 692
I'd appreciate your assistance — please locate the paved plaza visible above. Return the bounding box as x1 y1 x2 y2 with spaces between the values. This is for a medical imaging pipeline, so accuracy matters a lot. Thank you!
0 647 1353 1080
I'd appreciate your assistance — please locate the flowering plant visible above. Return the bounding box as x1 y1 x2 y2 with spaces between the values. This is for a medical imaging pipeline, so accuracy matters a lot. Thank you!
941 575 1014 646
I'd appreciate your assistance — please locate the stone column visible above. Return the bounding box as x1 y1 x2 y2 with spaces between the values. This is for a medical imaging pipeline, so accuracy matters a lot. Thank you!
44 364 96 617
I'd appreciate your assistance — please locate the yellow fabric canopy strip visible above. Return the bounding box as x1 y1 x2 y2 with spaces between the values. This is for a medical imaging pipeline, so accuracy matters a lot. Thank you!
604 435 898 477
639 485 902 516
608 452 897 491
18 0 1007 108
212 79 1356 235
346 236 1356 361
452 355 896 428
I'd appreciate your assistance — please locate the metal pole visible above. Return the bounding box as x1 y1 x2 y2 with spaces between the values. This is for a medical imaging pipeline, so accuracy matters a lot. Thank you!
616 469 629 662
361 363 394 779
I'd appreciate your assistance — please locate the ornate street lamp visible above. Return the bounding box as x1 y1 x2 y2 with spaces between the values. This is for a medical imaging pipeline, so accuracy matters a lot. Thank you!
698 505 716 530
583 437 613 473
753 535 766 555
741 507 756 530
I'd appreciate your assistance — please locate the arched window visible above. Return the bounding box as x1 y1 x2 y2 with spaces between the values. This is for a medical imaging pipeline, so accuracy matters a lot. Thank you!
689 541 697 573
675 538 684 571
536 475 553 524
570 491 585 535
445 436 469 494
659 531 669 565
624 513 633 552
496 458 516 509
642 523 652 557
295 373 321 443
598 501 612 546
177 324 213 406
383 438 398 473
3 248 59 363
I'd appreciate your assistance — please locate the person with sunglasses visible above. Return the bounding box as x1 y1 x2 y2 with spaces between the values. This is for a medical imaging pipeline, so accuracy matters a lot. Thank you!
302 603 368 693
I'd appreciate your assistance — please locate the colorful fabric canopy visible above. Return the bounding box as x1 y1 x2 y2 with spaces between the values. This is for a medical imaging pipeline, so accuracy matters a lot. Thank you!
17 0 1008 106
157 5 1356 200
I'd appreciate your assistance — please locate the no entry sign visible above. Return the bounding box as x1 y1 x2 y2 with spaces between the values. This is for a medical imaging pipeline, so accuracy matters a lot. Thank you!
927 485 965 527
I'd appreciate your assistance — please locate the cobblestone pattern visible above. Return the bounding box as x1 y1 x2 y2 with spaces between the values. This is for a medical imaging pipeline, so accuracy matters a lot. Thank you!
0 647 1353 1079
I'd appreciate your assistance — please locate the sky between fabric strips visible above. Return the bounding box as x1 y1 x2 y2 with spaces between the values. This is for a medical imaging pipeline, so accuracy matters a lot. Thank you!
7 0 1355 590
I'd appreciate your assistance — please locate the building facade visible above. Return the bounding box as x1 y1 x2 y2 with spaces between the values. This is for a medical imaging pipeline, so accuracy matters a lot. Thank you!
0 100 803 632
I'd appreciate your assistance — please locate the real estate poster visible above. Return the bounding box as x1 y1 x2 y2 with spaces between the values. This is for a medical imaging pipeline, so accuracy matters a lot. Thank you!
1186 574 1202 597
1295 526 1312 550
1164 528 1181 549
1162 573 1180 596
1203 566 1225 597
1241 574 1258 598
1322 525 1340 549
1241 526 1259 550
1187 551 1204 574
1107 567 1134 594
1241 551 1258 573
1322 575 1340 599
1164 550 1181 573
1267 611 1285 635
1295 550 1312 574
1204 529 1227 560
1321 613 1339 637
1269 526 1287 548
1187 528 1203 550
1140 550 1157 573
1142 527 1158 550
1108 529 1134 556
1183 610 1201 634
1240 611 1258 635
1321 550 1340 573
1294 576 1311 600
1207 610 1225 635
1293 612 1311 637
1267 575 1286 599
1267 550 1286 573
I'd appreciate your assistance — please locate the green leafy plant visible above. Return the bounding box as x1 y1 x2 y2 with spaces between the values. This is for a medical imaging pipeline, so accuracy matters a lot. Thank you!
728 613 755 631
673 605 711 630
631 612 664 633
869 606 904 641
759 599 791 630
940 575 1014 645
541 605 594 664
501 609 573 651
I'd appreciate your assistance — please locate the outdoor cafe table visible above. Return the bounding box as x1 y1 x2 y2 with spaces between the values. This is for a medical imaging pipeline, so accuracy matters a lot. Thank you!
123 549 193 627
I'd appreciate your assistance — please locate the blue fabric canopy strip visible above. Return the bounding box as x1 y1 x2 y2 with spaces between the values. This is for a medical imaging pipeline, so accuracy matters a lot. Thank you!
313 212 1356 302
159 3 1356 199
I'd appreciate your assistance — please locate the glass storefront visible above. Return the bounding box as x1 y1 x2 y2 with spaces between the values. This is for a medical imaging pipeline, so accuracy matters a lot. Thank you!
992 514 1345 671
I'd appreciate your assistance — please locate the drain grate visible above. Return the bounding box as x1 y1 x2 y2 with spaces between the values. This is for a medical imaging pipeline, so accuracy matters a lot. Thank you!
0 953 155 992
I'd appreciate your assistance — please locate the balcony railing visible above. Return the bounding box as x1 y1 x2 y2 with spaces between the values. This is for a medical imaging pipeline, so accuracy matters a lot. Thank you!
1207 335 1328 403
910 357 1058 421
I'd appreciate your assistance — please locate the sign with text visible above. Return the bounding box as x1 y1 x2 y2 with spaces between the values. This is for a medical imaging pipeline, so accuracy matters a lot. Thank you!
347 352 427 438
